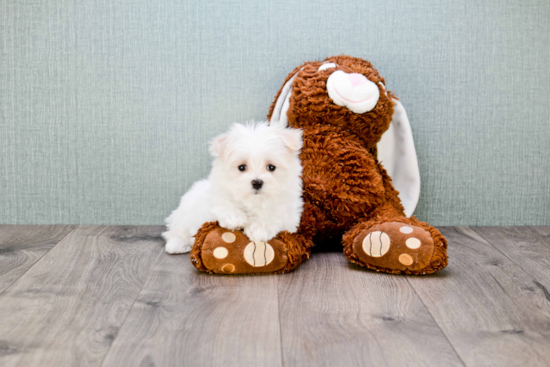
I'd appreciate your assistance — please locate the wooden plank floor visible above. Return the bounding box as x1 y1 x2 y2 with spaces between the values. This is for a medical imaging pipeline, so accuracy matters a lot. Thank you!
1 226 549 367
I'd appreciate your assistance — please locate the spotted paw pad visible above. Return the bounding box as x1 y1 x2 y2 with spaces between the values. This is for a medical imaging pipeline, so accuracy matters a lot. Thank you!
201 228 288 274
353 222 435 271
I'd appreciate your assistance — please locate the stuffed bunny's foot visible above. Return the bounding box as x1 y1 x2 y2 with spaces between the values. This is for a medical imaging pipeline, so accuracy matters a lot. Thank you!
344 221 447 274
191 222 312 275
196 227 288 274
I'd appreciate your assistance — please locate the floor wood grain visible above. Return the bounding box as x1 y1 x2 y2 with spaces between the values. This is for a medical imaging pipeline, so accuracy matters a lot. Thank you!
472 226 550 289
0 225 163 367
0 225 549 367
101 252 282 367
407 227 550 367
531 225 550 237
277 253 464 367
0 225 75 294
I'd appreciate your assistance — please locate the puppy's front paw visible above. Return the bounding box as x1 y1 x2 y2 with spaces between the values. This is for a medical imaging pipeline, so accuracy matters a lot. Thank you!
165 237 192 254
218 212 247 231
244 223 278 243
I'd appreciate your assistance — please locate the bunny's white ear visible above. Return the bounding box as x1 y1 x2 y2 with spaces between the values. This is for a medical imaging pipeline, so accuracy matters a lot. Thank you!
269 70 301 127
377 100 421 217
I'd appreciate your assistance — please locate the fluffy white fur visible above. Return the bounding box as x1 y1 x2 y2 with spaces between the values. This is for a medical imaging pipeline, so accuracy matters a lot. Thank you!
162 121 303 254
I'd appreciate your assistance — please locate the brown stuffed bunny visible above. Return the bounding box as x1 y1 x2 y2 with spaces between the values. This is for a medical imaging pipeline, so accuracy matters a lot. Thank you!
190 55 448 275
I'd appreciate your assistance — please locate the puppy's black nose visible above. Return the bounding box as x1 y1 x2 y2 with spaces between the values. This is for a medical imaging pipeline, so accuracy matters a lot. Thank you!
251 179 263 190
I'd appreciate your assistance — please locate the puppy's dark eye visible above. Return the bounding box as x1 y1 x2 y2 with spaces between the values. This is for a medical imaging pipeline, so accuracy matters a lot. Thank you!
267 164 276 172
238 165 246 172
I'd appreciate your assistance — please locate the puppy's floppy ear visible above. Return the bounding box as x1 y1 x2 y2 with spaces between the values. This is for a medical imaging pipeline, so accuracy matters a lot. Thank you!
278 127 303 152
209 132 228 157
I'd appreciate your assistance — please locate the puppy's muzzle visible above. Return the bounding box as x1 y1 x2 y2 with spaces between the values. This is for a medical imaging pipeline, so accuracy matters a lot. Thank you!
251 179 263 190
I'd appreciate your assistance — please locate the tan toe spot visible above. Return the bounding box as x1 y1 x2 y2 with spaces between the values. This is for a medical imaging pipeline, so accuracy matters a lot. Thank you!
400 226 413 234
221 263 235 273
213 246 228 259
362 231 391 257
399 253 414 266
221 232 236 243
406 237 421 249
244 242 275 267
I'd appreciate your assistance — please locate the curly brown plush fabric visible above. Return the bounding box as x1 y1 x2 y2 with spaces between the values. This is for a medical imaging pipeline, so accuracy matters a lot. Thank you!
191 55 448 275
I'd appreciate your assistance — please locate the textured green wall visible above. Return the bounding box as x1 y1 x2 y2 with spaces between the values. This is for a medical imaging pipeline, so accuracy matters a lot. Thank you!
1 0 549 225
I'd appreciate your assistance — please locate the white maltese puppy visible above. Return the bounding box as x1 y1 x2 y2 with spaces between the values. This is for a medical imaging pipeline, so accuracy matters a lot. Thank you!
162 121 303 254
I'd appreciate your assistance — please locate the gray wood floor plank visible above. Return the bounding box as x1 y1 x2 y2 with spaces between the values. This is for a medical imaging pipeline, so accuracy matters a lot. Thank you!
407 227 550 367
277 252 464 367
0 225 75 294
3 225 550 367
101 253 282 367
472 226 550 289
530 226 550 237
0 225 164 367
